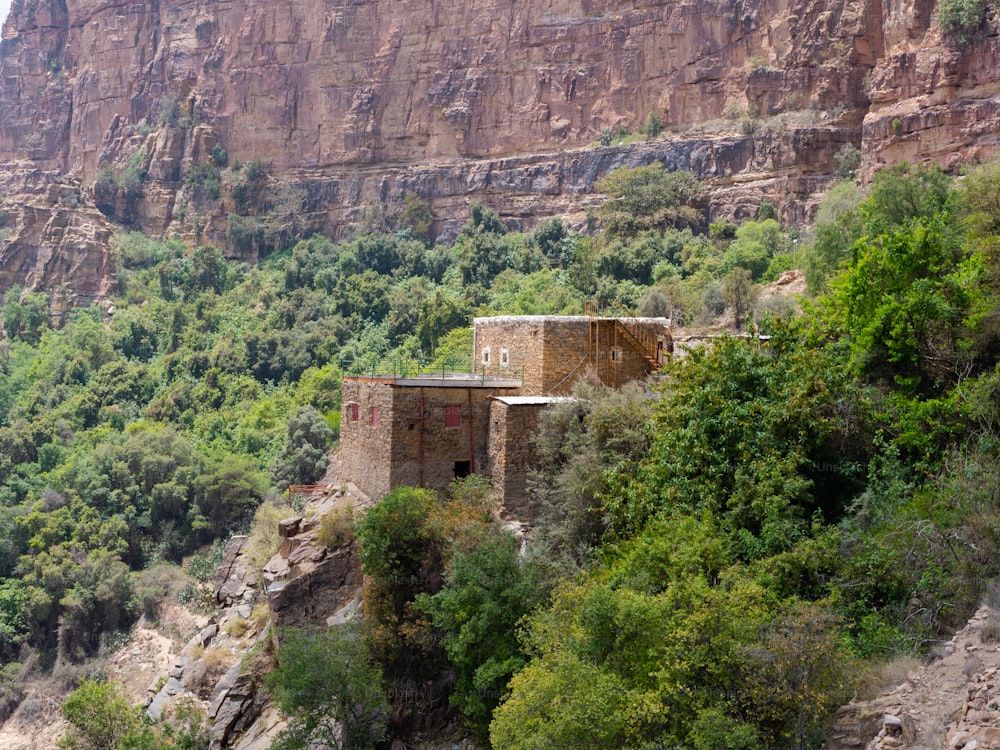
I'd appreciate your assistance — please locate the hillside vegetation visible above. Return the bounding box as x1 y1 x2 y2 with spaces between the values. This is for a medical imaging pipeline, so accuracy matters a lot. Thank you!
4 160 1000 748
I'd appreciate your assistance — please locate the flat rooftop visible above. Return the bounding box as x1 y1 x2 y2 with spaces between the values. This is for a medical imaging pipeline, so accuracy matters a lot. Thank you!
474 315 671 325
492 396 576 405
344 373 524 388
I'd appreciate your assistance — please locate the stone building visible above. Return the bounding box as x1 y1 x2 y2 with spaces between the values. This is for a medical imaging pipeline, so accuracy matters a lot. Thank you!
339 314 672 512
340 373 522 500
473 315 672 395
486 395 574 517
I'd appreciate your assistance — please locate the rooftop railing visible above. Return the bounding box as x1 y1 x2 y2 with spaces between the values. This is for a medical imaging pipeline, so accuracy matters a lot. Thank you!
344 356 525 385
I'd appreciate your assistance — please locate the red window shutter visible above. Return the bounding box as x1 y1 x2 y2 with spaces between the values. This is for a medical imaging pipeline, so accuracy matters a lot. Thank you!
444 405 461 427
350 403 359 422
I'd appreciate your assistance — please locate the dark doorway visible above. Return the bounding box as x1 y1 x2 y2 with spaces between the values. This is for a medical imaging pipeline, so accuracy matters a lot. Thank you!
454 460 471 479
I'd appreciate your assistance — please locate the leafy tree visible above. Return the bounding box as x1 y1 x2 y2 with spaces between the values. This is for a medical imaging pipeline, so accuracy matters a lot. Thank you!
530 380 653 568
417 289 471 354
399 192 434 242
462 201 507 236
418 528 543 733
2 284 50 344
939 0 988 40
268 624 388 750
456 231 513 287
722 267 756 329
831 214 981 395
271 405 333 489
744 604 856 749
62 679 146 750
865 162 952 231
596 163 704 238
356 486 445 667
960 163 1000 231
803 182 865 295
62 680 207 749
490 650 633 750
721 218 783 279
192 450 265 537
833 144 862 179
606 333 865 548
532 217 568 264
0 579 28 659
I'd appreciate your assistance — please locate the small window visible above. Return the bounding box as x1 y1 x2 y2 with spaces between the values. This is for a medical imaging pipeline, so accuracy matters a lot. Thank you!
349 403 359 422
609 347 623 362
444 405 462 428
500 348 510 367
371 406 379 428
454 460 471 478
481 346 491 366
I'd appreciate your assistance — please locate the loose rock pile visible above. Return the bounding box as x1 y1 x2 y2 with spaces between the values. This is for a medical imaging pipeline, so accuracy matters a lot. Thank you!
825 606 1000 750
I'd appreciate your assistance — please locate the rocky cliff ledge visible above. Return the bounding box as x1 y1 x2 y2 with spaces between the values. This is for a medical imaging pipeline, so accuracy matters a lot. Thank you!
1 0 1000 305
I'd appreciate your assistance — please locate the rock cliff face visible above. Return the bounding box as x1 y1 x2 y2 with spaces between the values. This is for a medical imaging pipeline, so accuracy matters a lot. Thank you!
1 0 1000 305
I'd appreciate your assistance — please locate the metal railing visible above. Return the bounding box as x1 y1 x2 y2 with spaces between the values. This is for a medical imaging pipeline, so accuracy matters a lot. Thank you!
344 356 524 385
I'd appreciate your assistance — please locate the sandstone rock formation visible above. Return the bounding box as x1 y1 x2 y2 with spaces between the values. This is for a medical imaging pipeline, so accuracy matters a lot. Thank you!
1 0 1000 306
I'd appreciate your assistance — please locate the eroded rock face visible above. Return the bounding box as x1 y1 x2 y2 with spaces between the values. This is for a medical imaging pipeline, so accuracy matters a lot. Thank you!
0 165 116 318
0 0 876 174
0 0 999 305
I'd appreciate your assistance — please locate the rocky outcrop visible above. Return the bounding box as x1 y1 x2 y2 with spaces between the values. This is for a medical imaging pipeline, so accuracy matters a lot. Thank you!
0 0 874 175
1 0 1000 306
262 495 363 628
824 606 1000 750
0 165 116 318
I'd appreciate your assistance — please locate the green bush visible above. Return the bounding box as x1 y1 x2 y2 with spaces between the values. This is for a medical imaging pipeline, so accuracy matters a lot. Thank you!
939 0 987 40
245 157 268 182
185 163 221 200
834 143 862 179
210 143 228 167
268 624 388 750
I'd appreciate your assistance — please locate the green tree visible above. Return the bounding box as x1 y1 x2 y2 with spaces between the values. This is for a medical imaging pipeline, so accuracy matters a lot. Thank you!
418 528 542 733
271 405 334 490
865 162 952 231
399 192 434 241
939 0 988 40
744 604 857 750
490 651 633 750
721 218 783 280
607 333 864 548
832 214 980 395
61 679 145 750
268 624 388 750
0 578 28 659
596 163 704 238
722 267 756 329
356 486 444 668
2 285 50 344
192 450 265 537
804 182 865 295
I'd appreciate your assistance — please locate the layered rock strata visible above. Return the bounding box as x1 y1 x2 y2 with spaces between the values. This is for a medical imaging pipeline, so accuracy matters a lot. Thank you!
0 0 999 305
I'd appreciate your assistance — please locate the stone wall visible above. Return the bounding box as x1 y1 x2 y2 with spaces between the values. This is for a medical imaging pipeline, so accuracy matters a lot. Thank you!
387 383 518 494
488 397 562 520
474 317 549 395
340 379 395 499
473 316 668 395
340 377 518 499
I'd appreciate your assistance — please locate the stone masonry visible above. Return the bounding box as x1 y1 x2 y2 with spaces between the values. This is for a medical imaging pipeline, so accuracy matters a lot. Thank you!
473 316 670 395
487 396 574 519
341 375 520 499
340 315 671 510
